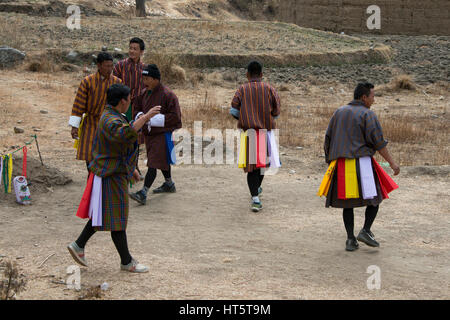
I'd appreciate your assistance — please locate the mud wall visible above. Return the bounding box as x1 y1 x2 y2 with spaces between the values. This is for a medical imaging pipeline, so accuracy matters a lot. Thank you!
277 0 450 35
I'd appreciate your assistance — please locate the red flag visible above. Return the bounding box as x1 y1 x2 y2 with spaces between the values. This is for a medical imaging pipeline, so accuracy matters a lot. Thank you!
76 172 94 219
256 130 267 168
372 158 399 199
22 146 27 178
337 158 347 199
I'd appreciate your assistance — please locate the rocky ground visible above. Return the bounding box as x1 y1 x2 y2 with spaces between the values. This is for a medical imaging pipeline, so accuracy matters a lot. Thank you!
206 34 449 86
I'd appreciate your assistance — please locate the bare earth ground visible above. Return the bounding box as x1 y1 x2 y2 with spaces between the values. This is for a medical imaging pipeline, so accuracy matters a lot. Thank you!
0 68 449 300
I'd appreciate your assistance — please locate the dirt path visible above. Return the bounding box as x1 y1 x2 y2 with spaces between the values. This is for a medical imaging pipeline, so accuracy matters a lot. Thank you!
0 72 449 300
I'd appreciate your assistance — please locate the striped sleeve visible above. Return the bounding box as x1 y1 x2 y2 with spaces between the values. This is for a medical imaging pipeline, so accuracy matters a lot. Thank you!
324 112 336 163
71 77 89 117
105 117 138 145
231 87 242 110
269 86 281 117
113 61 122 80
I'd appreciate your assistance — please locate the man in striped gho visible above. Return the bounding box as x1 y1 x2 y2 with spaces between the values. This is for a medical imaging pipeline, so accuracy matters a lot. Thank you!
113 37 146 122
69 52 122 169
230 61 281 213
68 84 161 273
322 82 400 252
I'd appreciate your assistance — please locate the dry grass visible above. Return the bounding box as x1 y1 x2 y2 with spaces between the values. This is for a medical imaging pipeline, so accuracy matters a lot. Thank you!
0 18 25 50
392 74 417 91
0 13 387 68
381 118 426 143
182 90 235 131
377 74 417 95
144 52 186 85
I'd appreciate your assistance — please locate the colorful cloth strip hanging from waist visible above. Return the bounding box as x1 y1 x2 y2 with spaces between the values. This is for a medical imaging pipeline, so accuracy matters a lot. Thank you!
317 160 337 197
165 132 176 165
337 158 359 199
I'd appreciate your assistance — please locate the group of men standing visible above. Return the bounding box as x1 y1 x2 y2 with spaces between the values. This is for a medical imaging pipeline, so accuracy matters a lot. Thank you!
67 37 400 273
67 38 181 272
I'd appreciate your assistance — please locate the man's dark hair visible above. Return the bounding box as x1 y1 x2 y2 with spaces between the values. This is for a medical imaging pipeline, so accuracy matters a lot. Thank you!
247 60 263 77
354 82 374 100
130 37 145 51
107 84 131 107
96 52 113 64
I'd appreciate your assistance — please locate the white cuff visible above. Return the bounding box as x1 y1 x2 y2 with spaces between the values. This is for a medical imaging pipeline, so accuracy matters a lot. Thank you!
69 116 82 128
135 112 144 121
150 114 165 127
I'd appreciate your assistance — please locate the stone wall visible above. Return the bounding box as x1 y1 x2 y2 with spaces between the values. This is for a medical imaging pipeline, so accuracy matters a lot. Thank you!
277 0 450 35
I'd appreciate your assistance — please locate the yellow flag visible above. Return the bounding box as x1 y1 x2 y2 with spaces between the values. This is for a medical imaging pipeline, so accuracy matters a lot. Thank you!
344 158 359 198
238 131 247 168
73 115 85 150
317 160 337 197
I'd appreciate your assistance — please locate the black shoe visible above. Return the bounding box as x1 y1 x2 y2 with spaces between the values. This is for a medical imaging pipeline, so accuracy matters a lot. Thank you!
129 190 147 205
153 182 176 193
345 238 359 251
357 229 380 247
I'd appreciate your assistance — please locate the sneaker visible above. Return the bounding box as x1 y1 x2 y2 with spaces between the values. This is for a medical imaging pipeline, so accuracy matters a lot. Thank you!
67 242 88 267
251 201 263 213
258 187 263 196
120 258 149 273
357 229 380 247
345 238 359 251
129 190 147 205
153 182 176 193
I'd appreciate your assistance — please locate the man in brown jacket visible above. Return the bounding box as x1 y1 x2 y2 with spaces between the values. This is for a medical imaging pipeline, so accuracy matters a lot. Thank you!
129 64 182 205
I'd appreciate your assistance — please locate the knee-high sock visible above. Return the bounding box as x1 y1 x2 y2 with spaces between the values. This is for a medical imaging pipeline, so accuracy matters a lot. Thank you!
76 219 96 249
364 205 379 232
247 169 262 197
343 208 355 240
162 166 172 184
144 168 157 189
258 171 264 188
111 231 132 266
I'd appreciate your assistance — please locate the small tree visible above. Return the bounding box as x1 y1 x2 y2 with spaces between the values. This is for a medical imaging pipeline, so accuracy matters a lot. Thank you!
136 0 146 17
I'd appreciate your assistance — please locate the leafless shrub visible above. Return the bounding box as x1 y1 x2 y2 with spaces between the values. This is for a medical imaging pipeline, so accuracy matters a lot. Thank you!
0 260 27 300
27 59 55 73
78 285 103 300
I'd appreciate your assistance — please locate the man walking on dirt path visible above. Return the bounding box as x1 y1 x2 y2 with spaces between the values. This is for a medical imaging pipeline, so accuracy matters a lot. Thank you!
68 83 161 273
129 64 182 206
229 60 281 213
69 52 121 169
320 82 400 252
